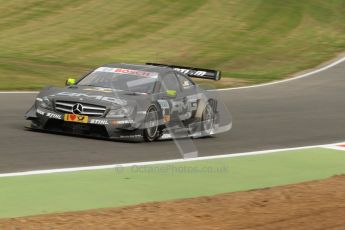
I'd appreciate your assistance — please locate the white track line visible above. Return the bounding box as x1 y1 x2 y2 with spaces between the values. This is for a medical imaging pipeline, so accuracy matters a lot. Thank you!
323 146 345 151
214 55 345 91
0 141 344 178
323 143 345 151
1 55 345 94
0 91 39 94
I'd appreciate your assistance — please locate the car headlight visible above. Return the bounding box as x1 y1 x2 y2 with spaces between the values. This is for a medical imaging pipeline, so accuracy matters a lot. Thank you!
106 106 135 118
37 96 53 110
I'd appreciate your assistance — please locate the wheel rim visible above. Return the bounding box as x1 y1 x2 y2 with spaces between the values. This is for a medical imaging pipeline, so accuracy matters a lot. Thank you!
203 105 214 132
146 107 158 138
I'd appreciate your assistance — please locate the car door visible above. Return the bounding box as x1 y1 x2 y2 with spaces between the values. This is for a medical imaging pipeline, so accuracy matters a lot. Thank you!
175 72 199 121
158 72 187 122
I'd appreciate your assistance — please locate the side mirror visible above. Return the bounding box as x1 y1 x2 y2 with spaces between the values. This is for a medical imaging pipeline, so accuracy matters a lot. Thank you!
65 78 76 86
166 90 177 97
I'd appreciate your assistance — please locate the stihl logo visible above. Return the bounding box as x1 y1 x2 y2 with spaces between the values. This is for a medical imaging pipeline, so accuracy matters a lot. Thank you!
46 112 62 119
90 119 109 125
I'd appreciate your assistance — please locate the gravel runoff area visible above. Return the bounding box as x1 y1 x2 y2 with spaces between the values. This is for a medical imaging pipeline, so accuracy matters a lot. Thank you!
1 175 345 230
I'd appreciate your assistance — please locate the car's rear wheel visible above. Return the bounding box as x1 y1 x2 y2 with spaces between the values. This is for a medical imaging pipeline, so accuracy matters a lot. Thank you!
143 105 160 142
201 103 215 136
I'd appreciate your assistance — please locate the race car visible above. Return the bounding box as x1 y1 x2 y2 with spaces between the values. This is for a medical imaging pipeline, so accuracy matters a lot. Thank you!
25 63 231 142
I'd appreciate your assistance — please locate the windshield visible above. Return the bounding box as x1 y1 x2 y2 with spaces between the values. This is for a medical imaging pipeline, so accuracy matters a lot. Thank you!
78 67 159 94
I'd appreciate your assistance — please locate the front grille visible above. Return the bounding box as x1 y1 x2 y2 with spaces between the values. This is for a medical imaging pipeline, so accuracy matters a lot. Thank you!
55 100 106 117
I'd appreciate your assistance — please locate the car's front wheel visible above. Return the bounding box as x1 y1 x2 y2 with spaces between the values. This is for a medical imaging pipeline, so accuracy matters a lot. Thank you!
143 105 160 142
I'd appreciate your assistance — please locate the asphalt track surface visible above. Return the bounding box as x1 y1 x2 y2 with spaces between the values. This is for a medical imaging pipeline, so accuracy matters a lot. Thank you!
0 60 344 173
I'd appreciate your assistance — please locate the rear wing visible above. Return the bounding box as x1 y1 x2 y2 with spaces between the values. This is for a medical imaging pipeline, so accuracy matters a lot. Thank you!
146 63 221 81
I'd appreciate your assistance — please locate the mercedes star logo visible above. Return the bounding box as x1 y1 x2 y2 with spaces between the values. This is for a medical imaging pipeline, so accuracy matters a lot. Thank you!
72 103 83 115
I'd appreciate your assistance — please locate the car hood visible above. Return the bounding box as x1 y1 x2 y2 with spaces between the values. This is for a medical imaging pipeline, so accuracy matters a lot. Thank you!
40 85 151 109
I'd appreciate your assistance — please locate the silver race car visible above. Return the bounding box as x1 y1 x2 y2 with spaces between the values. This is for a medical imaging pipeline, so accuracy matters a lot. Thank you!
25 63 231 142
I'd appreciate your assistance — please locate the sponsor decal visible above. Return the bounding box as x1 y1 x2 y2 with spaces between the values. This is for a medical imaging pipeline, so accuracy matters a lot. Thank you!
56 92 127 105
120 134 142 138
182 80 191 87
36 109 45 116
158 100 170 109
160 133 172 139
111 120 134 125
171 100 198 113
186 93 205 101
173 68 206 77
118 120 134 124
64 114 88 123
83 87 113 93
46 112 62 119
95 67 158 78
90 119 109 125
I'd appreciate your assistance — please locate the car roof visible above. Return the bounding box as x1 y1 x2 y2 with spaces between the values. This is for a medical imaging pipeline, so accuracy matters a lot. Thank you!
103 63 172 75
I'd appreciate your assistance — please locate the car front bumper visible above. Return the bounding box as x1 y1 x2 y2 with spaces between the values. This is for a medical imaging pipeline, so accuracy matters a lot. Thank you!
25 106 145 141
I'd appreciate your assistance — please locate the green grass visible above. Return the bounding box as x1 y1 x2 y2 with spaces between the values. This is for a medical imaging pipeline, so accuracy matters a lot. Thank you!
1 148 345 218
0 0 344 89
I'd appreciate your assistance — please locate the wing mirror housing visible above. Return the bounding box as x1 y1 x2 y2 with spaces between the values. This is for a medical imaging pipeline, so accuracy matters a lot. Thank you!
65 78 76 86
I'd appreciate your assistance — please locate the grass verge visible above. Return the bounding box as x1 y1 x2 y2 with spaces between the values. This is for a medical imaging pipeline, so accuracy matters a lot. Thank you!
1 147 345 218
0 0 344 89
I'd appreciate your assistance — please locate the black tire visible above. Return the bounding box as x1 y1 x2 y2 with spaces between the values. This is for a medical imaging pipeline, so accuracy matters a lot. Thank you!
143 105 160 142
201 103 215 136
